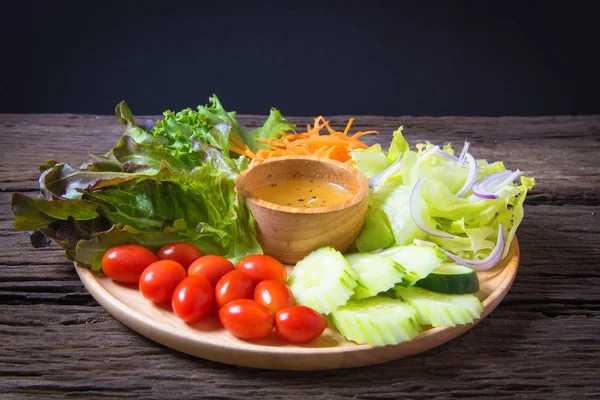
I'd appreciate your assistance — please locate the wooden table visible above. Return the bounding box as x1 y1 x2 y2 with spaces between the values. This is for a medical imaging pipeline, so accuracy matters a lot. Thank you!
1 114 598 398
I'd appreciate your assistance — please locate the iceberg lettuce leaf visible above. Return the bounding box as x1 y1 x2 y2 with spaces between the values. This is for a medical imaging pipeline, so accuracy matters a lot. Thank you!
352 130 535 265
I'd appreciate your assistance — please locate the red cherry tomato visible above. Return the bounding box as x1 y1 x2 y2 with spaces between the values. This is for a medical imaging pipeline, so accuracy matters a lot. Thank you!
101 244 159 283
236 254 287 285
254 280 295 314
219 299 274 340
157 242 202 269
215 270 254 309
172 276 213 323
188 255 235 287
275 306 327 343
139 260 187 304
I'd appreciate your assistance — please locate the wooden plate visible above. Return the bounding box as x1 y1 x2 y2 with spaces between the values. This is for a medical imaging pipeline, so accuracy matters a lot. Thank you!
75 238 519 371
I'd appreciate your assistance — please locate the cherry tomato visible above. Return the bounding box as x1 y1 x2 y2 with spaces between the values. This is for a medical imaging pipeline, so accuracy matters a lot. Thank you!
139 260 187 304
215 270 254 309
101 244 159 284
275 306 327 343
254 280 295 314
157 242 202 269
219 299 274 340
236 254 287 285
172 276 213 323
188 255 235 286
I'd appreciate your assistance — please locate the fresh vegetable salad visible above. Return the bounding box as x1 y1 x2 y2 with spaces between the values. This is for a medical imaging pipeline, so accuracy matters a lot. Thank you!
11 95 534 347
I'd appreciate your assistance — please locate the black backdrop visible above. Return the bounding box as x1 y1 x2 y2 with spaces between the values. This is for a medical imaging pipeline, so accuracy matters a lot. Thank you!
1 1 598 117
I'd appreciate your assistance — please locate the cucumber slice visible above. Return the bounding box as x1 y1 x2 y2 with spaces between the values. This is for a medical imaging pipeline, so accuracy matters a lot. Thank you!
345 253 406 300
376 244 446 285
289 247 358 314
415 262 480 294
394 286 483 327
331 297 421 346
351 284 378 300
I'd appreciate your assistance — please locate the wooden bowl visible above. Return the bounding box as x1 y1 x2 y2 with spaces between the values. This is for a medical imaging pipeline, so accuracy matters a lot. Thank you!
235 156 369 264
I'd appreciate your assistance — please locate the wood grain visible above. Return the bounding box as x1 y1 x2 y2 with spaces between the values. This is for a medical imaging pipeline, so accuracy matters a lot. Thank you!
1 114 599 398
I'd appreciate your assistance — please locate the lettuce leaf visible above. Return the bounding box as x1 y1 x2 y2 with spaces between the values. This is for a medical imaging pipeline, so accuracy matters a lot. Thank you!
352 144 389 178
387 126 409 163
246 108 296 151
351 131 535 263
11 95 289 270
355 208 395 252
379 185 427 246
12 193 100 231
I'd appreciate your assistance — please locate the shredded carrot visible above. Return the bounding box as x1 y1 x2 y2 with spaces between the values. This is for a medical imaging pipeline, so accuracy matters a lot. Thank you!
229 142 256 159
228 116 378 165
343 118 354 136
351 130 378 140
313 146 329 157
325 146 337 158
229 135 246 150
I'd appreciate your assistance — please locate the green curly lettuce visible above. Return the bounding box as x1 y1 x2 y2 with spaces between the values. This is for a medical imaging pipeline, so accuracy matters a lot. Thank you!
11 95 295 270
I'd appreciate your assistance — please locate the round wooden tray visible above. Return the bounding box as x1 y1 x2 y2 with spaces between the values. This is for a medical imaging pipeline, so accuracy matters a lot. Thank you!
75 238 519 371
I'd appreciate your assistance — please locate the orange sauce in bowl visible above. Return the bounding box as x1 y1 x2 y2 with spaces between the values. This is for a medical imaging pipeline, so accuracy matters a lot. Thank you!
251 178 353 209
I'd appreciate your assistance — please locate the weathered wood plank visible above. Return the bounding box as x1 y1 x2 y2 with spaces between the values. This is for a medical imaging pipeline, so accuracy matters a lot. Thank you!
0 305 597 399
0 200 600 398
1 115 599 398
1 114 599 205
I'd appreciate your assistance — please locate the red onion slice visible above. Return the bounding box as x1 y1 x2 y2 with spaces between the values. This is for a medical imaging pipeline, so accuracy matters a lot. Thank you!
410 178 460 239
433 146 477 197
368 154 403 189
471 171 510 199
420 145 441 163
441 224 505 271
434 148 458 162
496 169 524 191
414 225 505 270
472 170 523 199
455 153 478 197
434 142 470 166
457 141 470 166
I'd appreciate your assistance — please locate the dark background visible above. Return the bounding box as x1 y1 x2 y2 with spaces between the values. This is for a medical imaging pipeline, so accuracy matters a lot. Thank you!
1 1 598 117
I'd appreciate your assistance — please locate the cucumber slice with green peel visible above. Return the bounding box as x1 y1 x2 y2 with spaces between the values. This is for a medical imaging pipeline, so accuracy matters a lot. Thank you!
331 297 421 346
394 286 483 327
345 253 406 300
376 244 447 285
289 247 358 314
351 284 378 300
415 262 480 294
351 285 398 300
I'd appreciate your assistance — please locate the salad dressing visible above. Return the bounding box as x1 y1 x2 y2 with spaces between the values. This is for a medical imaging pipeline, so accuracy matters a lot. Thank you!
252 178 353 208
